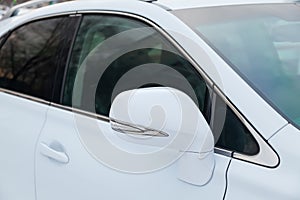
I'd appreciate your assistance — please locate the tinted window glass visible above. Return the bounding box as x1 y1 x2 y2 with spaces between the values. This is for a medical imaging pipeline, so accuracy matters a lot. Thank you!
94 49 208 116
63 14 257 155
212 94 259 155
63 15 209 118
0 17 71 101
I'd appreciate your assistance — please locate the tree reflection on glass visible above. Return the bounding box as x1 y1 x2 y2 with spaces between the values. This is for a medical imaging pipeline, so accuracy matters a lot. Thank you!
0 17 68 100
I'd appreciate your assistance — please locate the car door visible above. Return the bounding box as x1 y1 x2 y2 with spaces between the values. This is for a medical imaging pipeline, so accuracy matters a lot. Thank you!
0 16 76 199
35 13 231 200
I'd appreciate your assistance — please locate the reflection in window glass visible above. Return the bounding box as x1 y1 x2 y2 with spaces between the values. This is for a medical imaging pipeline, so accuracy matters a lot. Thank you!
173 4 300 128
0 17 70 100
94 48 208 116
63 15 149 108
63 15 209 119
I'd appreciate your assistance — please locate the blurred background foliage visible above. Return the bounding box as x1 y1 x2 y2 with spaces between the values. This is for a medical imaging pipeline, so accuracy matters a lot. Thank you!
0 0 70 6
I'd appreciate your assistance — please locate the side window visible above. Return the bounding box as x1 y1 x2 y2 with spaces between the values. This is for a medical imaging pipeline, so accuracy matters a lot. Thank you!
63 15 210 118
0 17 75 101
62 14 258 156
212 94 259 155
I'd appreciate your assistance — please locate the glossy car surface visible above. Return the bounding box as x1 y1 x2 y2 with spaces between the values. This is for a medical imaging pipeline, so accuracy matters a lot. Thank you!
0 0 299 199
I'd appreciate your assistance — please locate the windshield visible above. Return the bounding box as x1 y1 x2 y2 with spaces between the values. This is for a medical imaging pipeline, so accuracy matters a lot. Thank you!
173 3 300 128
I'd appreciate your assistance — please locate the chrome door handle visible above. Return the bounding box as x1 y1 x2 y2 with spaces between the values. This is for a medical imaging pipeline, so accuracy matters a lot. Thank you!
40 143 69 164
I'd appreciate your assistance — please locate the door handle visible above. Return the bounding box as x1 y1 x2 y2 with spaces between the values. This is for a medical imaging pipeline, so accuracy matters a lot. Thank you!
40 143 69 164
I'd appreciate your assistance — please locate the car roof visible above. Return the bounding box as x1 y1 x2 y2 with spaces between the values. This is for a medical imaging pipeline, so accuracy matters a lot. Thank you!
0 0 296 33
73 0 297 9
1 0 296 20
154 0 296 9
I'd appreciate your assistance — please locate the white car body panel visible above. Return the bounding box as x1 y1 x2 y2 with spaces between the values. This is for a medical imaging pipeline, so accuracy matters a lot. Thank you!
226 124 300 199
156 0 293 9
36 106 230 199
0 92 48 199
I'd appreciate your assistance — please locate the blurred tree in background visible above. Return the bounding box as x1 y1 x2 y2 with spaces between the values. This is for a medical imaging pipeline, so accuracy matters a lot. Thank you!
1 0 19 6
1 0 26 6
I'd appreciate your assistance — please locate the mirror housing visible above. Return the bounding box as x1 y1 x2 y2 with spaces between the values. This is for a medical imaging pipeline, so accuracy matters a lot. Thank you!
109 87 215 186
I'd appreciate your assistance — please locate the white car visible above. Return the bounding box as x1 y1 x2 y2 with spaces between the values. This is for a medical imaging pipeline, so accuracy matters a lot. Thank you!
0 0 299 199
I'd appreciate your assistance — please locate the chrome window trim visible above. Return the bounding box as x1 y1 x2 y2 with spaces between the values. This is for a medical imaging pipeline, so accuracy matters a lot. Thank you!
214 147 232 157
51 102 110 122
0 88 50 105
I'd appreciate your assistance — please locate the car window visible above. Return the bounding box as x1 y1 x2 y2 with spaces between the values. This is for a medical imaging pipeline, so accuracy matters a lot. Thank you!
212 93 259 155
62 14 258 156
173 4 300 129
63 14 209 119
0 16 74 101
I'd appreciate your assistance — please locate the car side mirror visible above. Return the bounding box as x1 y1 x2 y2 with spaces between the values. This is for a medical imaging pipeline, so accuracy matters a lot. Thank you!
109 87 215 186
